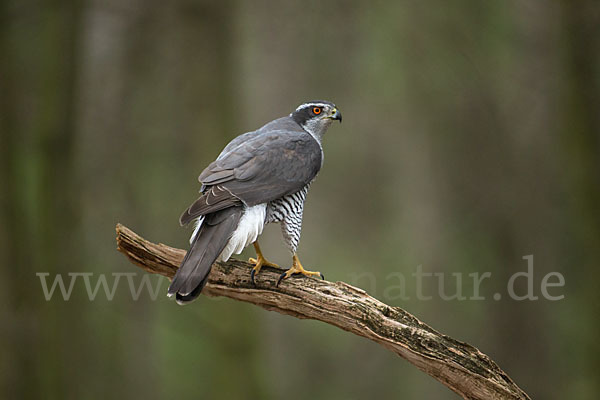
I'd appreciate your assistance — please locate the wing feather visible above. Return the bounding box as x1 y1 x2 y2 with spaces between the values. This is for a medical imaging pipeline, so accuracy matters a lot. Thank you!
180 117 322 225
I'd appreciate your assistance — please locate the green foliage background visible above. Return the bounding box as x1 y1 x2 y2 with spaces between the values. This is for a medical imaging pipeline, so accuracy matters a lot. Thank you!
1 1 598 399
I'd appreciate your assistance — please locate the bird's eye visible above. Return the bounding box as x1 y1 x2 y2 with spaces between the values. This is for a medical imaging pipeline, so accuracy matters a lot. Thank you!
313 107 322 115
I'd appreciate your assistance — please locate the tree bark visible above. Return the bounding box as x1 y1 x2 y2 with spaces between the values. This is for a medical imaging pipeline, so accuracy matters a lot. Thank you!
115 223 530 400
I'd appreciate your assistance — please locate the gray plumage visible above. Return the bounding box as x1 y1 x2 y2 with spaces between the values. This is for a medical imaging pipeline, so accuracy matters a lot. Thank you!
179 117 322 223
169 207 242 303
168 100 341 304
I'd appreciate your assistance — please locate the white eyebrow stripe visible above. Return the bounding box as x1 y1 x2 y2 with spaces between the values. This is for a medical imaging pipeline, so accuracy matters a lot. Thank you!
295 102 331 111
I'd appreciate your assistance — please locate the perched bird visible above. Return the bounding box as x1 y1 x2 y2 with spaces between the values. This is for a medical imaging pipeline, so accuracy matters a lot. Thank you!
168 100 342 304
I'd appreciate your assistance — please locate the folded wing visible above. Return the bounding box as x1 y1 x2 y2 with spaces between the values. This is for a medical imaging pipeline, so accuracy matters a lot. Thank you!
180 126 322 225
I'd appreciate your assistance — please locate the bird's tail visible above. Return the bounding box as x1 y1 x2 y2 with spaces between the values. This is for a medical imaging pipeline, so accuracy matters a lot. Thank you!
167 207 242 304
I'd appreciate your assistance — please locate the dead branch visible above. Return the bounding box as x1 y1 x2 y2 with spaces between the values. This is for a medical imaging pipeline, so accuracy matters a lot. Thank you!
115 223 530 400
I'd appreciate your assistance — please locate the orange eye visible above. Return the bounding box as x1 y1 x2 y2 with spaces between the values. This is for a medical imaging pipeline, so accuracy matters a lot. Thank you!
313 107 322 115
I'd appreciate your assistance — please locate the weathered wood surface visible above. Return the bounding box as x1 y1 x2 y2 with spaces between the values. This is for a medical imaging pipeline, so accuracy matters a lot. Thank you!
116 223 530 400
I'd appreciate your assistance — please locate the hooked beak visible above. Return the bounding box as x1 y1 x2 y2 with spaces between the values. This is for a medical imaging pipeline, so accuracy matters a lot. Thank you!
330 108 342 123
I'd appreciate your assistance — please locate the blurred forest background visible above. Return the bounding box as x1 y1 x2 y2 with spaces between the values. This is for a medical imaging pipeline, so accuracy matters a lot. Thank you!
1 0 599 399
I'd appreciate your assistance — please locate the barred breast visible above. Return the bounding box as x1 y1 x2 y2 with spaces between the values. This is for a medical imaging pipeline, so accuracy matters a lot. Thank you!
266 184 310 254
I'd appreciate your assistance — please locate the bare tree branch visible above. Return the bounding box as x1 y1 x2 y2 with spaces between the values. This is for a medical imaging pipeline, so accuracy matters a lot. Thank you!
115 223 530 400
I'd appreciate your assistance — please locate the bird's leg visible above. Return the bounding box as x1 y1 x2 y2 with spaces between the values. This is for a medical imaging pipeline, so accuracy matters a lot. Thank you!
249 241 280 285
276 254 324 286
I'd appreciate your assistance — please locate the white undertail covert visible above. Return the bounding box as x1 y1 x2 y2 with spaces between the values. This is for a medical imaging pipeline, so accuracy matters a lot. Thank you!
217 204 266 262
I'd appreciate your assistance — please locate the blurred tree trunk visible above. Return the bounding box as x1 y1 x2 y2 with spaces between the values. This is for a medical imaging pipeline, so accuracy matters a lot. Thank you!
559 0 600 392
0 0 83 398
72 0 243 398
2 0 240 398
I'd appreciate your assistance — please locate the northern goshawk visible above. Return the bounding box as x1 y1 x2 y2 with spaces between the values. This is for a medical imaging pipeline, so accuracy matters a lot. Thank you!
168 100 342 304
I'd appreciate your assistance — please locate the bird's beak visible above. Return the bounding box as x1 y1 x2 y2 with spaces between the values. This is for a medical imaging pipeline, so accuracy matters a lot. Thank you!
330 108 342 123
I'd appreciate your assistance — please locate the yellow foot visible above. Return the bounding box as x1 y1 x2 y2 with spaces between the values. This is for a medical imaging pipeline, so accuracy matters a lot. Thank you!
276 254 324 286
249 242 280 285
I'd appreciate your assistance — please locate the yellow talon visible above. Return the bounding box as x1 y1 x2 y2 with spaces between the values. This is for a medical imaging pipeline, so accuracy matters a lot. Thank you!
277 254 324 286
249 242 279 284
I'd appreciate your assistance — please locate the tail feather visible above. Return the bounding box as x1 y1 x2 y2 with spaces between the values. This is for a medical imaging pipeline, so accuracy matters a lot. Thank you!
168 207 242 304
175 283 205 305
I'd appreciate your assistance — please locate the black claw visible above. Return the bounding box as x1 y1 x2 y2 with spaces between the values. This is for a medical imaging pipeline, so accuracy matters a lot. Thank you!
276 271 288 287
251 269 257 286
320 273 325 280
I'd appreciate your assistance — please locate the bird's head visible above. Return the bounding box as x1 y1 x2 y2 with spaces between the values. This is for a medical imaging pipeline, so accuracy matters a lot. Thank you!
290 100 342 140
